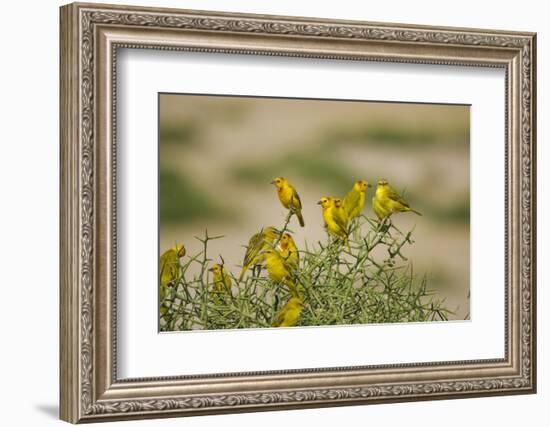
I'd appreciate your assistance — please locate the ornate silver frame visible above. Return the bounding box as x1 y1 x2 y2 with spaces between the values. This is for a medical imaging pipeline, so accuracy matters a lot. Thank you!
60 2 536 423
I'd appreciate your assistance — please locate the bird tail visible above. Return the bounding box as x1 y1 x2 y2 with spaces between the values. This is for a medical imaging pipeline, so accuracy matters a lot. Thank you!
238 266 248 282
284 277 298 295
410 208 422 216
296 210 305 227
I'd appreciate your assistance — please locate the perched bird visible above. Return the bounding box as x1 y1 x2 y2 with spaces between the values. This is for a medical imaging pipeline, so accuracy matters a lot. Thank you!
272 297 304 327
278 232 299 272
261 249 297 294
209 264 232 303
372 179 422 221
271 177 305 227
159 243 186 316
332 198 349 231
343 180 371 220
317 197 351 253
318 197 349 247
239 226 281 281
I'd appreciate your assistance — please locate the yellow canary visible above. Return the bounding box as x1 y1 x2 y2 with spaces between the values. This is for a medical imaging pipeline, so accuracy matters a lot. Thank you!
318 197 347 239
332 198 349 230
318 197 351 251
272 297 304 327
343 180 371 220
262 249 297 293
159 243 186 316
239 226 280 281
278 232 299 271
209 264 232 303
271 177 305 227
372 179 422 220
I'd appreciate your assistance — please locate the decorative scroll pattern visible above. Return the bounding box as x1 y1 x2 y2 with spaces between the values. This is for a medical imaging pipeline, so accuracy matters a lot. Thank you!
87 10 529 48
80 10 95 412
77 8 534 417
87 377 530 415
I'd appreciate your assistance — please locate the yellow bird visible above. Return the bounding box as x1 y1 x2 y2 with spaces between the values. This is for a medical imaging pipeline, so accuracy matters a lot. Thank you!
332 198 349 230
343 180 371 220
278 232 299 272
209 264 232 302
271 177 305 227
372 179 422 220
261 249 297 294
272 297 304 327
318 197 349 242
239 226 280 281
159 243 186 316
318 197 351 251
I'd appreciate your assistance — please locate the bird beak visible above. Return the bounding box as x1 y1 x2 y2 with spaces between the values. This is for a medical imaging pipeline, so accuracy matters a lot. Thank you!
208 267 213 272
367 183 372 188
270 180 275 184
316 200 322 205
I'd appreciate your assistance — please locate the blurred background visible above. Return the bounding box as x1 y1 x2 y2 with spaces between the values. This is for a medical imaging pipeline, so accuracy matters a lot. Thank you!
159 94 470 320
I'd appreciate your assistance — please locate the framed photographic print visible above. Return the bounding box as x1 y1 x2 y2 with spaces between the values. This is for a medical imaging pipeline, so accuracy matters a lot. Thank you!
60 2 537 423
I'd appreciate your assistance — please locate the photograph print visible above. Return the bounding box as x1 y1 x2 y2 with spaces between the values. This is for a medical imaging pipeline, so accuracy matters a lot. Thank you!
158 93 470 332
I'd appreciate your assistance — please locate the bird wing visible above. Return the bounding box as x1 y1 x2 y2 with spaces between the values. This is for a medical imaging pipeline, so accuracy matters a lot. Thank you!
281 253 298 272
160 250 179 285
343 189 360 213
386 186 410 208
290 186 302 209
243 232 263 266
331 209 348 232
160 250 174 266
265 227 282 242
272 309 286 327
289 243 300 265
334 216 347 232
223 274 232 292
159 252 170 275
